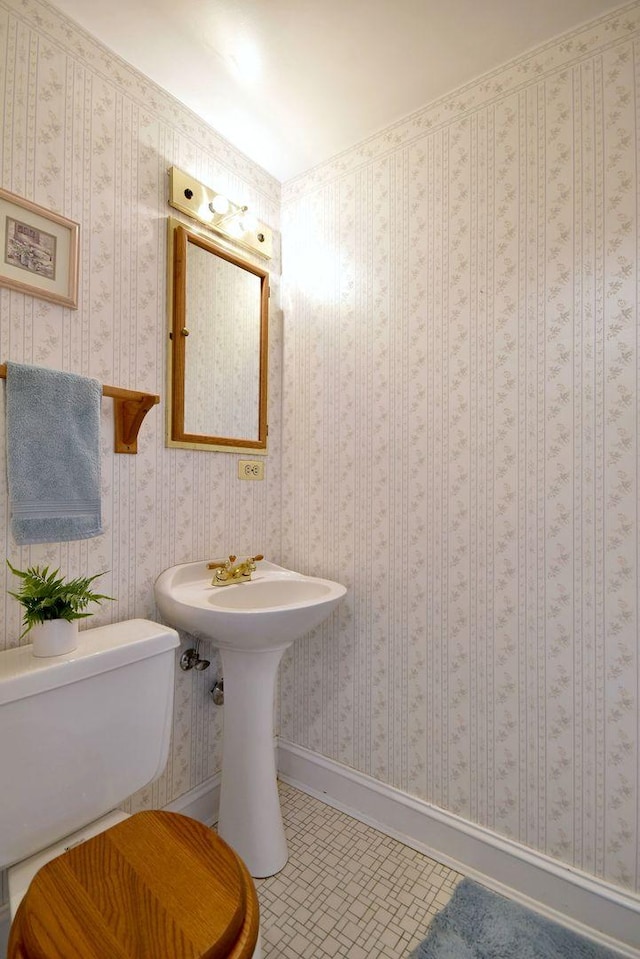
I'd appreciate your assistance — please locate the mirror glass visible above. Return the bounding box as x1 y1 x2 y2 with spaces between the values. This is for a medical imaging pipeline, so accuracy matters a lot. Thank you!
169 221 269 451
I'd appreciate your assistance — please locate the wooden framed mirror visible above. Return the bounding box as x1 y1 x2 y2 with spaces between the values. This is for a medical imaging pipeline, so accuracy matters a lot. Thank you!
167 218 269 452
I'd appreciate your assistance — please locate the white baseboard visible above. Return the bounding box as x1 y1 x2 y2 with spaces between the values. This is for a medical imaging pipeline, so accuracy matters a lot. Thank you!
0 904 8 959
163 772 221 827
277 739 640 958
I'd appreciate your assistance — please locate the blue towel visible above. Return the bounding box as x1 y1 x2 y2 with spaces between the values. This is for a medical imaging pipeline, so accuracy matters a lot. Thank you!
6 361 103 544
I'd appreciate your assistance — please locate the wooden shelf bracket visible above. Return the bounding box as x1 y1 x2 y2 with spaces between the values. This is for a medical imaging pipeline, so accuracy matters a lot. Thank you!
0 364 160 455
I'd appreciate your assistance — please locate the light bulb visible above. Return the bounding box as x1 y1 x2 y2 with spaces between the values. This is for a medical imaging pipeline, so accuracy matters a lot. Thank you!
209 194 230 215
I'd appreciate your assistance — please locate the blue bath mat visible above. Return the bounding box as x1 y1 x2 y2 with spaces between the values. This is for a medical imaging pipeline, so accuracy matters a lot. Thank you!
410 879 622 959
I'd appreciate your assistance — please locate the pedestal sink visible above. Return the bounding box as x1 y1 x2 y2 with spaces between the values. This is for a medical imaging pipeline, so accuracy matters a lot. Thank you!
154 560 346 877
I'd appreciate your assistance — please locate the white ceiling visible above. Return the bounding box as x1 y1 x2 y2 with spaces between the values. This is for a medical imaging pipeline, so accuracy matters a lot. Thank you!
48 0 626 182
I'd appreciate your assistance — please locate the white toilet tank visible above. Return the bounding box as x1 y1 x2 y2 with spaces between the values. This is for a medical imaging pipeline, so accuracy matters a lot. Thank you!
0 618 179 870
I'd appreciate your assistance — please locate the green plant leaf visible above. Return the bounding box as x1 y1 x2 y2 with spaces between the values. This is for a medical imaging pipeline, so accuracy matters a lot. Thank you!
7 561 115 638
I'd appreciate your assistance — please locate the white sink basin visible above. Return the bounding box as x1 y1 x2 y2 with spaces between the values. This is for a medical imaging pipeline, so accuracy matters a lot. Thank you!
154 560 346 650
154 558 347 877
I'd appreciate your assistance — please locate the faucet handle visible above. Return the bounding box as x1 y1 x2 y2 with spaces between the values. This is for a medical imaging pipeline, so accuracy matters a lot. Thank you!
207 554 237 570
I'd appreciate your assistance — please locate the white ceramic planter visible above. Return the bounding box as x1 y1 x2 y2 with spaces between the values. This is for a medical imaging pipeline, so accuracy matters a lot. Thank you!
29 620 78 658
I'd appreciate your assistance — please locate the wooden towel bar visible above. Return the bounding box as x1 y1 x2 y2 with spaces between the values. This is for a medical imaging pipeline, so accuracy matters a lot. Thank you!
0 363 160 454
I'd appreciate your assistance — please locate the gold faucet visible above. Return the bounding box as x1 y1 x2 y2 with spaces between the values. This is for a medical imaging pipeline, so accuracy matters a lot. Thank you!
207 554 264 586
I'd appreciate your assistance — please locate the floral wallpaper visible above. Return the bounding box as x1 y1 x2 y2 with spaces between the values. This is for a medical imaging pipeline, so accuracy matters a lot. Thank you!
0 0 638 916
280 2 640 893
0 0 281 905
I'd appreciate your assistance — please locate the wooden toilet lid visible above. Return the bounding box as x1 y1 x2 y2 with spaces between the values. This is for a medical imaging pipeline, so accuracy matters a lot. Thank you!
8 810 259 959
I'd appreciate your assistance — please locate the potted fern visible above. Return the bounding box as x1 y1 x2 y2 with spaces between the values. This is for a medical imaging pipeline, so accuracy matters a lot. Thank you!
7 561 114 657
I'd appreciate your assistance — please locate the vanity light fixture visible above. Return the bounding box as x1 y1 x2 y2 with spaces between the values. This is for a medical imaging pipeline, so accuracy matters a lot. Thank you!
168 167 272 259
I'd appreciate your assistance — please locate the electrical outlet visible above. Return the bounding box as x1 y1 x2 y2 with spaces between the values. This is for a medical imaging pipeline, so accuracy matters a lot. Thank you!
238 459 265 481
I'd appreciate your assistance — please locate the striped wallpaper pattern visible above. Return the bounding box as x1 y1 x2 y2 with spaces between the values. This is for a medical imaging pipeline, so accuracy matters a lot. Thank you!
0 0 281 906
280 3 640 892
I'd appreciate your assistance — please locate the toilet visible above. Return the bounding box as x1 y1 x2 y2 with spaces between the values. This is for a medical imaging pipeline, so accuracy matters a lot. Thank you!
0 618 261 959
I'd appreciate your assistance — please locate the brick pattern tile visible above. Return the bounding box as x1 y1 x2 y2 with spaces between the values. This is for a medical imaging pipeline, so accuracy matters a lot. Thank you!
254 783 462 957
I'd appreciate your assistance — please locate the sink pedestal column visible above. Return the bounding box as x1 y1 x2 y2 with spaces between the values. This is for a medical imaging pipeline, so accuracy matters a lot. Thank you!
217 645 288 878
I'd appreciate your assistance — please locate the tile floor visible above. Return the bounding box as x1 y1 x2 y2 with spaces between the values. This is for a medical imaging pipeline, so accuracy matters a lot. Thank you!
254 782 463 958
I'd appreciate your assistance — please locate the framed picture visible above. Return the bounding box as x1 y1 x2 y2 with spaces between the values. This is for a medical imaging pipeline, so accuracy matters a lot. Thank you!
0 187 79 309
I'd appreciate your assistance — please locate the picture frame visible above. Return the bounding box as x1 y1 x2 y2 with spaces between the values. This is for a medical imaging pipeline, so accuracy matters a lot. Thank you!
0 187 79 309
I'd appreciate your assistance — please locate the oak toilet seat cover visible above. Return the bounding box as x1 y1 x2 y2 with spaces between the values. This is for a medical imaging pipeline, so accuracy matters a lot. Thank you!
8 810 259 959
